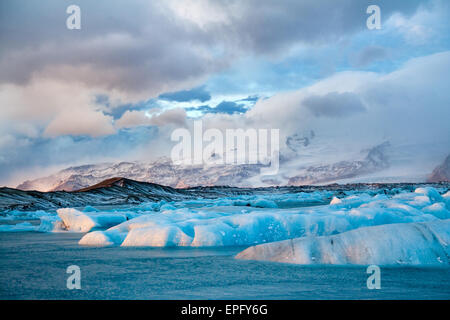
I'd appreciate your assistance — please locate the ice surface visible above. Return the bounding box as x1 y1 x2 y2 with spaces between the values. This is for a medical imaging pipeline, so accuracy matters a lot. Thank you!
3 186 449 265
78 187 450 247
38 215 65 232
235 219 450 265
329 197 342 205
39 208 128 233
0 222 37 232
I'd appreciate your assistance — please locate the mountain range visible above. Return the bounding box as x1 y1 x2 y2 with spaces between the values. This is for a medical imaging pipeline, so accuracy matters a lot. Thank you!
14 143 450 192
2 176 448 212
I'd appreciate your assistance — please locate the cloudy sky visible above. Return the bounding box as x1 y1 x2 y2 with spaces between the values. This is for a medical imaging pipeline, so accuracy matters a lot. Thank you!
0 0 449 186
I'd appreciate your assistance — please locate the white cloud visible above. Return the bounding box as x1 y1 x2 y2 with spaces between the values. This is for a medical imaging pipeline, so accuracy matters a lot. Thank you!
240 51 450 161
0 0 448 184
0 78 116 138
115 108 187 129
165 0 231 29
384 1 450 45
44 108 115 138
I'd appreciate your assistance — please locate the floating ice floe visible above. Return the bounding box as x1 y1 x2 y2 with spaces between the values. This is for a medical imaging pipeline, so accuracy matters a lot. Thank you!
39 208 128 233
235 219 450 265
134 191 333 211
77 187 450 247
2 186 449 263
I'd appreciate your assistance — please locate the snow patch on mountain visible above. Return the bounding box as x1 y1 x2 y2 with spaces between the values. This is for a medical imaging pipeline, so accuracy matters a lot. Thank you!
288 142 390 185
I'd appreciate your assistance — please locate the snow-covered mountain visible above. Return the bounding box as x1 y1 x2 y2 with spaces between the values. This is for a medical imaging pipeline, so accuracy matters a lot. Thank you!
15 141 444 191
288 142 390 185
428 155 450 182
15 142 390 191
5 174 437 212
17 158 263 191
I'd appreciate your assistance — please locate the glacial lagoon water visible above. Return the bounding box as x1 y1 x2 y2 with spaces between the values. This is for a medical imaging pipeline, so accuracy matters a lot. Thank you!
0 231 449 300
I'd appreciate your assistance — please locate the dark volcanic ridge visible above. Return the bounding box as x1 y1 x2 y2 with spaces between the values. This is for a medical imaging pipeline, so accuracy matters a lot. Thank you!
0 177 449 212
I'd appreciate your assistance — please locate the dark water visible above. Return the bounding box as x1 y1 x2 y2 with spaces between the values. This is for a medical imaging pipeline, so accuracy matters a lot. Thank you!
0 232 449 300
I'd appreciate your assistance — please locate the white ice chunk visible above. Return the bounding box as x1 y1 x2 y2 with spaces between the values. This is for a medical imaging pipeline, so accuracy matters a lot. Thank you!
122 226 193 247
330 197 342 205
78 195 444 247
79 231 114 246
415 187 443 203
54 208 127 233
38 215 65 232
236 219 450 265
422 202 450 219
57 208 96 232
75 188 450 247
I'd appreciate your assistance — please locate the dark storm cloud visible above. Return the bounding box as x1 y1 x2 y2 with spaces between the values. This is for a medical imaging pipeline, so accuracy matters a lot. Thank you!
0 0 436 185
303 92 366 118
0 0 428 95
221 0 425 54
0 0 219 95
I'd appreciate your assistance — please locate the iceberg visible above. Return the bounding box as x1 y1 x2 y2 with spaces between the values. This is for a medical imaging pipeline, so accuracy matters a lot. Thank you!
42 208 128 233
2 185 443 251
38 215 65 232
78 187 449 247
235 219 450 265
